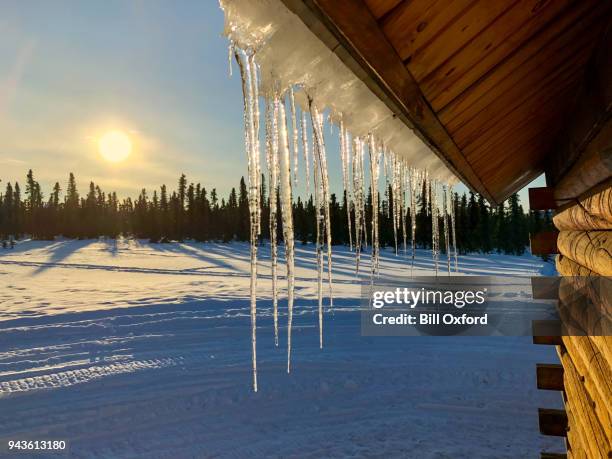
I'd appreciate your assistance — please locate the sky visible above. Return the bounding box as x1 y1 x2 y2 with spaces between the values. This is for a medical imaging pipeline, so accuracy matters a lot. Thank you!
0 0 543 206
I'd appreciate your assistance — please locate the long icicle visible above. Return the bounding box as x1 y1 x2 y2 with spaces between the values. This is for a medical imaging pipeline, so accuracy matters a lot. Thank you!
368 134 381 277
352 138 364 273
235 49 260 392
265 98 280 346
431 180 439 276
339 120 353 251
400 162 407 256
290 87 299 186
443 184 451 275
312 117 324 348
450 185 458 272
409 168 418 276
310 100 333 311
300 110 310 194
391 155 400 255
277 92 295 373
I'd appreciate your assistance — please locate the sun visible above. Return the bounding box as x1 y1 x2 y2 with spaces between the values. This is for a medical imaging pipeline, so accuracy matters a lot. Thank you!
98 130 132 163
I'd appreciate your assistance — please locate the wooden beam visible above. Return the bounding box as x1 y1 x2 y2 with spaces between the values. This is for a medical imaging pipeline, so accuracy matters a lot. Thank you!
530 187 557 210
530 230 560 255
539 408 568 437
537 363 565 391
533 320 563 345
540 453 567 459
280 0 496 203
534 335 563 345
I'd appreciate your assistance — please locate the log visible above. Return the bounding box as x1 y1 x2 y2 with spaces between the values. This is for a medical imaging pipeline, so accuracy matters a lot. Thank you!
537 363 564 391
557 346 611 458
556 231 612 275
553 119 612 202
557 277 612 336
565 401 587 459
541 453 567 459
561 337 612 437
555 255 594 276
590 336 612 371
554 179 612 230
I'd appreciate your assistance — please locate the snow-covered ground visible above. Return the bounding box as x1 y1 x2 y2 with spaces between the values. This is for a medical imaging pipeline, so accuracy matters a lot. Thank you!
0 239 563 458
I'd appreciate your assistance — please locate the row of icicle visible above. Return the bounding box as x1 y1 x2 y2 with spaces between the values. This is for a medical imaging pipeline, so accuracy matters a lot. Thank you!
233 46 458 392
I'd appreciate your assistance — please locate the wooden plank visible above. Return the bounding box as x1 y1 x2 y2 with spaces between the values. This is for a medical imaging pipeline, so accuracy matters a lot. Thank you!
537 363 565 391
530 187 557 210
530 231 559 255
282 0 495 202
467 102 569 176
363 0 402 20
423 0 576 111
465 73 580 169
539 408 568 437
463 80 576 166
546 23 612 187
540 453 567 459
380 0 473 67
404 1 516 83
451 27 599 150
439 0 601 131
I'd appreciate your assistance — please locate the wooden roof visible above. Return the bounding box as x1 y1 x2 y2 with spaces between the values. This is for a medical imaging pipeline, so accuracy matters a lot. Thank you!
283 0 611 203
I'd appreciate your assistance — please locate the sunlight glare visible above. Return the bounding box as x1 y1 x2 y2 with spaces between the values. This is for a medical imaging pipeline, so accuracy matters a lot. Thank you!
98 130 132 163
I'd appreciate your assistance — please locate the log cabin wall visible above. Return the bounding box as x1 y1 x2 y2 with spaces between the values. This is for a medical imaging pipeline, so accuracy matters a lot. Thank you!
547 24 611 458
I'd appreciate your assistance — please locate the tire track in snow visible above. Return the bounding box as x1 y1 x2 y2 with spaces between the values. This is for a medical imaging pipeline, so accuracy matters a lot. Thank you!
0 357 178 395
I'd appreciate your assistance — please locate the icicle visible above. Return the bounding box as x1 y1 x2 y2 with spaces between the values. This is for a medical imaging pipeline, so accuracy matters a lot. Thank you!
289 87 299 186
227 41 234 77
309 101 333 312
277 92 295 373
235 49 261 392
359 140 368 249
339 120 353 251
391 155 401 255
409 168 418 276
265 99 280 346
312 117 324 348
400 163 407 256
300 111 311 194
449 185 458 272
352 138 364 273
443 184 451 275
368 134 381 277
431 181 439 276
424 171 430 215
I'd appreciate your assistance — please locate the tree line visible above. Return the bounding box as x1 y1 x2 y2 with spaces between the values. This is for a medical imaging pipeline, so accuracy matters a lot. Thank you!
0 170 552 255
